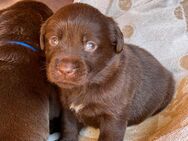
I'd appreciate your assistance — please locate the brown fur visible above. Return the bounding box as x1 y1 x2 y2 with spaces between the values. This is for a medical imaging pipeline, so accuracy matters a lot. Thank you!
0 1 57 140
41 3 175 141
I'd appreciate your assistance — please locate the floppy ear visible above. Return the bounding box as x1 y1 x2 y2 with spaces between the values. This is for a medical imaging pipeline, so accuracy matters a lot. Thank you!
40 22 47 50
107 17 124 53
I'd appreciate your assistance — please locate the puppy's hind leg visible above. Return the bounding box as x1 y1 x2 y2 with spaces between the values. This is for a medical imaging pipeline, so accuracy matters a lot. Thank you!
152 75 175 116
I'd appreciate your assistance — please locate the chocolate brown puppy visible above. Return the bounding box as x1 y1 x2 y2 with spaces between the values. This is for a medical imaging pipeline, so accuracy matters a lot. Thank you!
41 3 175 141
0 1 57 140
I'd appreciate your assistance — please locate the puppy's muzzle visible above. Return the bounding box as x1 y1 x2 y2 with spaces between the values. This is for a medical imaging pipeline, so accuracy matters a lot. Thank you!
57 61 78 77
55 57 83 79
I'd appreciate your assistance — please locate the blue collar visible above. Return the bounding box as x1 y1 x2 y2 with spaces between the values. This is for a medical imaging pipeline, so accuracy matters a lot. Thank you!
7 41 39 52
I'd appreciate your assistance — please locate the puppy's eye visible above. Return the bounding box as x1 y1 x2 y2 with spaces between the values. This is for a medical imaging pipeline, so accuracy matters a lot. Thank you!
49 36 59 47
84 41 97 52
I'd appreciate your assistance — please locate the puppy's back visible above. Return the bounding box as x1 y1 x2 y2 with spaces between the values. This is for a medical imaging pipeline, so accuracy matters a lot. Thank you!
125 44 175 125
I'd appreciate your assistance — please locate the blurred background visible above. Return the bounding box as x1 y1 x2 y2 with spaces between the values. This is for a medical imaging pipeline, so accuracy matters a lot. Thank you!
0 0 187 25
0 0 73 11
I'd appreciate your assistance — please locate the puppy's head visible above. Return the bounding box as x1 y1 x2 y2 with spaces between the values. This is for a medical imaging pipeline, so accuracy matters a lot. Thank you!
41 3 124 88
0 0 53 48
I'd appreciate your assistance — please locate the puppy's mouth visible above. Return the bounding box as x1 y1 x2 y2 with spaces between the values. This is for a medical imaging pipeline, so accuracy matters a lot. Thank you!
55 80 83 89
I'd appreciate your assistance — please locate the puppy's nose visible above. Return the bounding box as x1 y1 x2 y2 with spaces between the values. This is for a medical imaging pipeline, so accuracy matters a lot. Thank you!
58 62 78 76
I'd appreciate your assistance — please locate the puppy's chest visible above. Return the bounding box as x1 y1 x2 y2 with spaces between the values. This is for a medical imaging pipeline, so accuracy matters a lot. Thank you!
68 100 105 117
65 94 107 124
69 103 84 113
69 101 105 127
61 89 120 126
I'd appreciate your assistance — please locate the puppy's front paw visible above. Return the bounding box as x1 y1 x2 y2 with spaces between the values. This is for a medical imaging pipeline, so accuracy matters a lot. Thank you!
60 138 77 141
